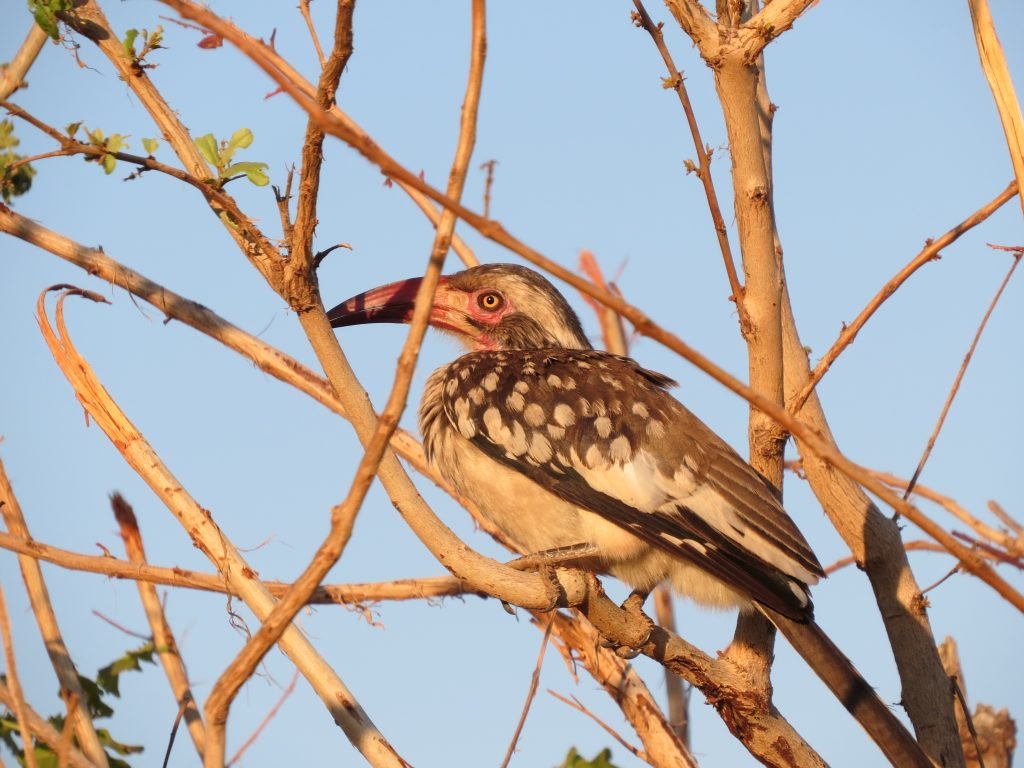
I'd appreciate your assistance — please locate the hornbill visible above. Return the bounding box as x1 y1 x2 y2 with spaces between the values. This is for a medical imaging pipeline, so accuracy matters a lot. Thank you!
329 263 932 768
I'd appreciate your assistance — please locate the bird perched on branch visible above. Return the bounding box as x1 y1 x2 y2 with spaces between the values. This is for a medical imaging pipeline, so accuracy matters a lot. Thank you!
329 263 930 768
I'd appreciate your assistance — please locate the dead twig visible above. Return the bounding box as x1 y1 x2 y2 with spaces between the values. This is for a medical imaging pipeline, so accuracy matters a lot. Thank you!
225 670 299 767
789 180 1018 413
499 618 554 768
904 246 1021 498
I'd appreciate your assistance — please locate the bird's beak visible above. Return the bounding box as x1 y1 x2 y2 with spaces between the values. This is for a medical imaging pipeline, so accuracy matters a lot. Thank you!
328 276 424 328
327 276 473 337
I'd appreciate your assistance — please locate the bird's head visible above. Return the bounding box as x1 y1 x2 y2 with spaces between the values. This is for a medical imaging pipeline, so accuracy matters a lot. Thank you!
328 263 592 352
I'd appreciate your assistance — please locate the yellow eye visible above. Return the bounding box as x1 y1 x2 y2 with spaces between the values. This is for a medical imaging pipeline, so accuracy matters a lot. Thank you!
477 291 504 312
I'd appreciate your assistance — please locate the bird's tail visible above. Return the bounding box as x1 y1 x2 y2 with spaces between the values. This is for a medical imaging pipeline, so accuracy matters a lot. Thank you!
762 607 936 768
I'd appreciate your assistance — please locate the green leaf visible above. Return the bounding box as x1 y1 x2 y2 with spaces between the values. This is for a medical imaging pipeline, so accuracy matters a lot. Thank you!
105 134 127 155
122 28 139 59
87 127 104 145
228 126 254 150
0 120 18 150
96 641 156 696
95 727 145 757
225 161 269 187
76 675 115 719
65 121 82 139
28 0 73 40
194 133 220 167
142 137 159 155
559 747 621 768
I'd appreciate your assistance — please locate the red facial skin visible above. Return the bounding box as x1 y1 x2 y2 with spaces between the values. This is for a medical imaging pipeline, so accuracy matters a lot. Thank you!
327 276 516 352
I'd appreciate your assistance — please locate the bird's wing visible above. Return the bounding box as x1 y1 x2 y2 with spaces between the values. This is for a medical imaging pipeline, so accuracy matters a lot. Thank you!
440 349 824 619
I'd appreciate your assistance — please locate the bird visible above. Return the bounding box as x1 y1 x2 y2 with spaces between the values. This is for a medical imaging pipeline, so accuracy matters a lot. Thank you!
328 262 930 767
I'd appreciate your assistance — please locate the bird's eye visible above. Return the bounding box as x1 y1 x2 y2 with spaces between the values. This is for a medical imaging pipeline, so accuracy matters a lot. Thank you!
477 291 504 312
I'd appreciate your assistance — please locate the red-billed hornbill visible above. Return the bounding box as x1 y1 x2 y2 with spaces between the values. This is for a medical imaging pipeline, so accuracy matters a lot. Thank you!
329 263 929 767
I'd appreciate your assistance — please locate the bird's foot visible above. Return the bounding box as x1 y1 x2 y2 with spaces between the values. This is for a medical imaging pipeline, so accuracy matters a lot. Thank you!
597 589 655 658
505 542 598 571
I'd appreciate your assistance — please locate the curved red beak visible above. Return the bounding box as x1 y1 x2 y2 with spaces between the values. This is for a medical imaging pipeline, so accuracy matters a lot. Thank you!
327 276 426 328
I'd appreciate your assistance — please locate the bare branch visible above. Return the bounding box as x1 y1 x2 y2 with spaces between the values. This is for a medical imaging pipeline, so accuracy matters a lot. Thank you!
791 180 1019 412
291 0 355 278
73 0 287 291
0 586 38 768
0 459 110 767
0 25 48 100
0 681 94 768
225 670 299 767
204 3 488 754
298 0 327 68
0 528 480 603
34 287 408 768
904 247 1020 497
112 494 206 760
631 0 750 335
500 618 553 768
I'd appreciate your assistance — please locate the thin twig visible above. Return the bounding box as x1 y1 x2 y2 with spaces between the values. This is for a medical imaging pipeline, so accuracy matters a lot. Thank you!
870 470 1024 557
2 100 259 233
824 540 999 575
904 247 1021 498
161 697 187 768
631 0 750 335
548 690 644 760
225 670 299 766
291 0 355 277
988 500 1022 534
499 619 553 768
790 180 1019 412
0 528 475 603
91 609 150 640
298 0 327 68
480 158 497 218
0 587 38 768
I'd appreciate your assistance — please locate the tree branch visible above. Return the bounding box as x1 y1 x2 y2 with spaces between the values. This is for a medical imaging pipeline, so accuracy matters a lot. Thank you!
112 494 206 761
0 24 48 100
34 287 408 768
790 180 1019 413
0 459 111 767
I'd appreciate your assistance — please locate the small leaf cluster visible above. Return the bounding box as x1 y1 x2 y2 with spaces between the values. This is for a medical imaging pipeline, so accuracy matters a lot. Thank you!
27 0 73 40
68 123 129 175
195 128 270 188
121 26 164 68
559 747 622 768
0 120 36 204
0 642 156 767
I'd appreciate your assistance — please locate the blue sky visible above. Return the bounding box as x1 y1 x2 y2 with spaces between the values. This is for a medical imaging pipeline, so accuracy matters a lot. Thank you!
2 1 1022 766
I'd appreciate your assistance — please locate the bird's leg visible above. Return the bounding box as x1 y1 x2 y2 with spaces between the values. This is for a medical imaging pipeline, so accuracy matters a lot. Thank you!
500 543 598 614
600 587 656 658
